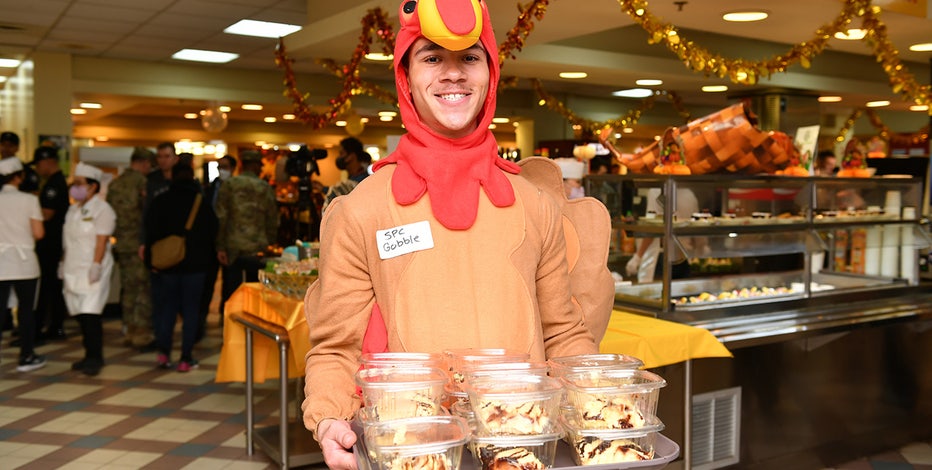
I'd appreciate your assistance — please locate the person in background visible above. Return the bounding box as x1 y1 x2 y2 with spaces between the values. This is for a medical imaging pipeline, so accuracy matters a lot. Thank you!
198 154 235 338
62 162 116 377
145 162 217 372
140 142 178 260
0 157 46 371
554 157 586 200
814 150 837 176
0 131 40 192
31 146 69 342
107 147 155 350
302 2 596 467
336 137 372 184
215 150 278 318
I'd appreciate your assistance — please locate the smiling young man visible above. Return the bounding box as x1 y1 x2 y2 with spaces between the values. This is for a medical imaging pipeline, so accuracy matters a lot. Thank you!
302 1 597 468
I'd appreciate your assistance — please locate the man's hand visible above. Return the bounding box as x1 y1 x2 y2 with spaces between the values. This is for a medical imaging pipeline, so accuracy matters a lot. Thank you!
317 419 357 470
88 263 103 283
626 254 642 277
217 251 229 266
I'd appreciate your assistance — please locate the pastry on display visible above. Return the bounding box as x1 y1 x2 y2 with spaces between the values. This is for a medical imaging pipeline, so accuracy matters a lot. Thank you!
476 446 546 470
674 285 799 305
383 453 454 470
475 399 551 435
373 389 440 421
577 395 646 429
573 436 653 464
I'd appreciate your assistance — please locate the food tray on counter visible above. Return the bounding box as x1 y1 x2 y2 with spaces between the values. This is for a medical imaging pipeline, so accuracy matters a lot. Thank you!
352 423 680 470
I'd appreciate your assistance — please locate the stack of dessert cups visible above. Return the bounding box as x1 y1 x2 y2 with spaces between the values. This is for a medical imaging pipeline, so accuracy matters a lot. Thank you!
556 357 667 465
464 374 565 470
354 353 468 470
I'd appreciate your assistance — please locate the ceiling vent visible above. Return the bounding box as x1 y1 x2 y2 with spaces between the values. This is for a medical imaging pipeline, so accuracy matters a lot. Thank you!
691 386 741 469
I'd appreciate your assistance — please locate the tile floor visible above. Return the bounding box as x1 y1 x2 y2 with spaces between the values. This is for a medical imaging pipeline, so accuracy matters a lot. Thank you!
1 310 930 469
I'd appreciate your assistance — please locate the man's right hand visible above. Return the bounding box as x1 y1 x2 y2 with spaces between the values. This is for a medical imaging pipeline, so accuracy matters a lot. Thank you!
317 419 358 470
217 251 229 266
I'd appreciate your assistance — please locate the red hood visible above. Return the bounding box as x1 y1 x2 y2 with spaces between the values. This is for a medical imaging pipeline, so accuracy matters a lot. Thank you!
373 0 520 230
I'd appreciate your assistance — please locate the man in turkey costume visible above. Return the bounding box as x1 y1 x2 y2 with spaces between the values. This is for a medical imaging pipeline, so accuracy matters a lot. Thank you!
302 1 612 467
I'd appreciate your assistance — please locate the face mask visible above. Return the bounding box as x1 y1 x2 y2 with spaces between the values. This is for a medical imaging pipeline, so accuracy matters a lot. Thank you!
335 156 348 171
217 169 231 181
69 185 88 202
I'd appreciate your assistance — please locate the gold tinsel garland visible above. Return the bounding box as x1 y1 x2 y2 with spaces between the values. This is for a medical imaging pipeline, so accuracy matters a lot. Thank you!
274 8 396 128
618 0 931 110
836 108 930 147
530 78 691 135
498 0 550 66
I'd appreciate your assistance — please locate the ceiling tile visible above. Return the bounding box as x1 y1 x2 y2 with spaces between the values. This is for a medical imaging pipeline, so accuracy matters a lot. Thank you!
134 23 212 42
67 3 156 23
272 0 306 13
148 12 232 31
164 0 258 19
78 0 175 10
45 29 123 45
248 8 306 25
116 35 190 51
102 46 172 61
54 16 139 35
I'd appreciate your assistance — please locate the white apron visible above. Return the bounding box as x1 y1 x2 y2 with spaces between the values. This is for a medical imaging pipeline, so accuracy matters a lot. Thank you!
62 197 115 315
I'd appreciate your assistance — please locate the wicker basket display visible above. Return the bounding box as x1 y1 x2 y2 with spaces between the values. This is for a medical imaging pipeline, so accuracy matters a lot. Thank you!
258 271 317 299
623 103 792 175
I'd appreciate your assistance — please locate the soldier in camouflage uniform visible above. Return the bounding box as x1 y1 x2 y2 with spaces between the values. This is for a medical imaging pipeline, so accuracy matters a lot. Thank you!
107 147 154 348
216 150 279 316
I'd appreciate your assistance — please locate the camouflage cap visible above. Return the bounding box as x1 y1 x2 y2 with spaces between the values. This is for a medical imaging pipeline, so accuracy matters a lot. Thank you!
240 150 262 163
130 146 156 165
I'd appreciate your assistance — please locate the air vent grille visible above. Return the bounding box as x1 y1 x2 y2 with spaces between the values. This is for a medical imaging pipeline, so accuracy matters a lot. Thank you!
691 387 741 469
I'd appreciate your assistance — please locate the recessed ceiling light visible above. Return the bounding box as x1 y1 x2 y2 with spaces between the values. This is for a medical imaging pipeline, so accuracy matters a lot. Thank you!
488 123 497 129
492 117 510 124
361 117 370 123
379 115 393 122
242 104 263 110
79 102 102 109
702 85 729 92
635 79 663 86
172 49 239 64
512 121 519 127
909 43 932 52
335 120 347 127
909 105 929 111
364 52 393 61
834 29 866 40
70 108 87 115
219 105 231 112
818 96 843 103
282 114 296 120
95 136 109 142
612 88 654 98
255 141 266 147
378 111 397 117
224 19 301 39
623 128 634 134
264 117 277 123
559 72 588 79
184 113 198 119
866 100 890 108
0 58 21 68
722 11 768 22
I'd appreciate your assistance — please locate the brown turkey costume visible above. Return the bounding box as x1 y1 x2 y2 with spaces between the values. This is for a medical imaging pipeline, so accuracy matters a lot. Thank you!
302 0 607 438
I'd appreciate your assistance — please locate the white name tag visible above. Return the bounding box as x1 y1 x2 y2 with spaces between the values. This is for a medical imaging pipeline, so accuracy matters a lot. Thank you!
377 220 434 260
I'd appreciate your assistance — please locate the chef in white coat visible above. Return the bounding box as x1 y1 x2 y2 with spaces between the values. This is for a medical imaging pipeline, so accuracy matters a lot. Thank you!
62 162 115 376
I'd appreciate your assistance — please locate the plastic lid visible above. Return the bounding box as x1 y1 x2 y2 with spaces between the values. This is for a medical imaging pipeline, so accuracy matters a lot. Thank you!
364 415 469 457
560 368 667 393
355 366 448 389
548 354 644 377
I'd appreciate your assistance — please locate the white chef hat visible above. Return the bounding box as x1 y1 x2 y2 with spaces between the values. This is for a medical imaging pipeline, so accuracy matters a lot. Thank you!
554 158 585 180
0 157 24 176
74 162 104 181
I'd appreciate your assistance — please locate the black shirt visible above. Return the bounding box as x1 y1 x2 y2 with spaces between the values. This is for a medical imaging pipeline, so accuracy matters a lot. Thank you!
36 171 69 258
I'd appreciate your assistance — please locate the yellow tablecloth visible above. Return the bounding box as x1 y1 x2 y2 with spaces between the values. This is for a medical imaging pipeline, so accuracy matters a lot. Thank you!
599 310 732 368
215 283 310 383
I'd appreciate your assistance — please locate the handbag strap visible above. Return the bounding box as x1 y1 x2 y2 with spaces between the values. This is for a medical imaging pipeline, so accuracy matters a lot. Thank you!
183 193 203 232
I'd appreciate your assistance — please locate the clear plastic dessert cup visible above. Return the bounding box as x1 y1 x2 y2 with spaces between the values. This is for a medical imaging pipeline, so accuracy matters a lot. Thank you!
359 352 444 370
547 353 644 378
469 432 562 470
561 369 666 430
355 366 449 421
464 375 564 436
462 361 550 383
563 415 665 465
442 348 530 385
364 415 470 470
